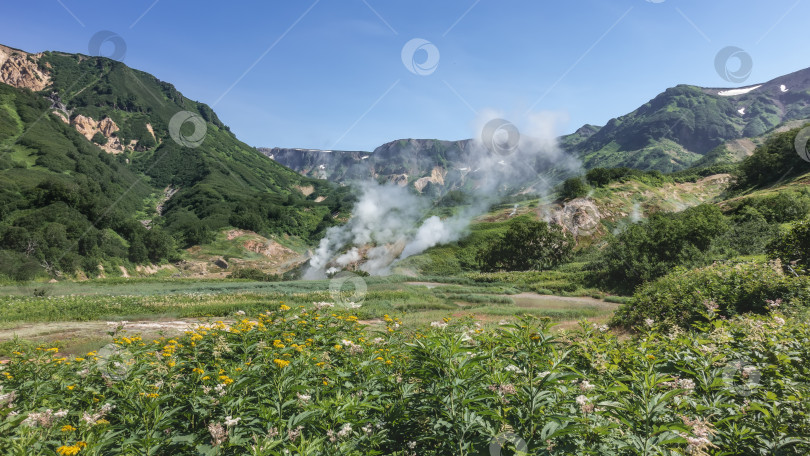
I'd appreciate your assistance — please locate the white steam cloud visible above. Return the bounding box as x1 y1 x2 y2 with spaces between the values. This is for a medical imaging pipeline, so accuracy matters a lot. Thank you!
304 110 583 278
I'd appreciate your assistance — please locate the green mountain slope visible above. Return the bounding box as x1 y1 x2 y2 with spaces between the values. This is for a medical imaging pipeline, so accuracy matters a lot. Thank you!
0 45 351 280
565 67 810 172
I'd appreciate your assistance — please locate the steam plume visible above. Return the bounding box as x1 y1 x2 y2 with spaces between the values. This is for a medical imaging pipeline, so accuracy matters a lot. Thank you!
304 110 583 277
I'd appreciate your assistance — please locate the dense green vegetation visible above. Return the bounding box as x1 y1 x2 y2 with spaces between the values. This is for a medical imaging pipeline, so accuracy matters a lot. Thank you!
733 125 810 189
768 219 810 274
613 260 810 328
1 306 808 455
586 204 731 294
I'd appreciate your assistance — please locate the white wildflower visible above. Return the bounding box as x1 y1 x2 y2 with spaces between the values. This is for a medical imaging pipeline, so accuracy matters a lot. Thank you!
313 302 334 311
337 423 352 438
579 380 595 391
224 416 240 427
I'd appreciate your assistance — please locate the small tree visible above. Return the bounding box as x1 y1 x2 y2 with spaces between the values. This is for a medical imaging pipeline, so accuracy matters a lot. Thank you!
478 217 573 271
559 177 589 200
91 131 108 145
768 218 810 274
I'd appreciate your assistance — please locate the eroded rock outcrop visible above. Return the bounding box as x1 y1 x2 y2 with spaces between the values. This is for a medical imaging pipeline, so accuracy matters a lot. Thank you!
0 45 49 91
70 114 128 154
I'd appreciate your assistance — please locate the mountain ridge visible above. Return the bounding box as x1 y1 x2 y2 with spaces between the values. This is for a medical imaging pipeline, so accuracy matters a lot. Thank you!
265 65 810 189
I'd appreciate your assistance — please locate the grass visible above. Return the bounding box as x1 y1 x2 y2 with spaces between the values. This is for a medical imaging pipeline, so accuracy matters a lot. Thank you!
0 277 618 354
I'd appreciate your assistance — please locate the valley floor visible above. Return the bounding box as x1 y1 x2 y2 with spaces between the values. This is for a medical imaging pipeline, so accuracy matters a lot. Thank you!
0 277 616 356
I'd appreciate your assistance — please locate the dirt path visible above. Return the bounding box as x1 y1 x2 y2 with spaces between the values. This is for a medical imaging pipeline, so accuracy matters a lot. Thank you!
510 292 618 309
405 281 456 289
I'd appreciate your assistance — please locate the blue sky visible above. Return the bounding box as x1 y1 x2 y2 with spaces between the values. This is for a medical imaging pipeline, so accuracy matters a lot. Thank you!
2 1 809 151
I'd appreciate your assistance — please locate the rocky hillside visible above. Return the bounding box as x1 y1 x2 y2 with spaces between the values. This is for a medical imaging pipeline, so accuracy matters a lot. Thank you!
0 43 351 280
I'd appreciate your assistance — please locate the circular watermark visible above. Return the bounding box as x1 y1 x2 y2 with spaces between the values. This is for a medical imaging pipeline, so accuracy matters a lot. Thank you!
721 358 761 397
714 46 752 84
562 202 601 237
482 118 521 156
88 31 127 62
328 271 367 308
489 432 529 456
401 38 440 76
96 343 134 381
794 126 810 163
168 111 207 148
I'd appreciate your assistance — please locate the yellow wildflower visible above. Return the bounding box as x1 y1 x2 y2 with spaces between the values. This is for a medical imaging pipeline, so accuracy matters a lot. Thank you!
56 445 81 455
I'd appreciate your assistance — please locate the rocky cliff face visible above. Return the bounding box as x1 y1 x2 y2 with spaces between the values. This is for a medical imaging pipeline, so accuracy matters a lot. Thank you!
0 44 49 91
261 138 479 195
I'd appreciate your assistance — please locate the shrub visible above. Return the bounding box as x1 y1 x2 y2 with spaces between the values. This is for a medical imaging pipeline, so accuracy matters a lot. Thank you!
559 176 589 200
735 190 810 224
228 268 281 281
587 204 729 293
612 260 809 328
91 131 107 145
478 217 573 272
733 127 810 189
712 207 780 256
768 218 810 274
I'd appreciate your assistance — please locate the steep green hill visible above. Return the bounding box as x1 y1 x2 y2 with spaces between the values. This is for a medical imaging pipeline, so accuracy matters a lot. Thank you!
564 67 810 172
0 45 351 280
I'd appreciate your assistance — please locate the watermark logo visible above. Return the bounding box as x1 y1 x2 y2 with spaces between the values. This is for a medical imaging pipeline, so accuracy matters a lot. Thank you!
88 31 127 62
481 118 520 156
401 38 440 76
721 358 761 396
489 432 529 456
794 126 810 163
168 111 207 148
714 46 752 84
96 343 134 381
329 271 367 308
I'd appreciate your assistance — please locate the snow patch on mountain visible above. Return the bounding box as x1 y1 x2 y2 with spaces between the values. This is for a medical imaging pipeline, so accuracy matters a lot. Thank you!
717 85 762 96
